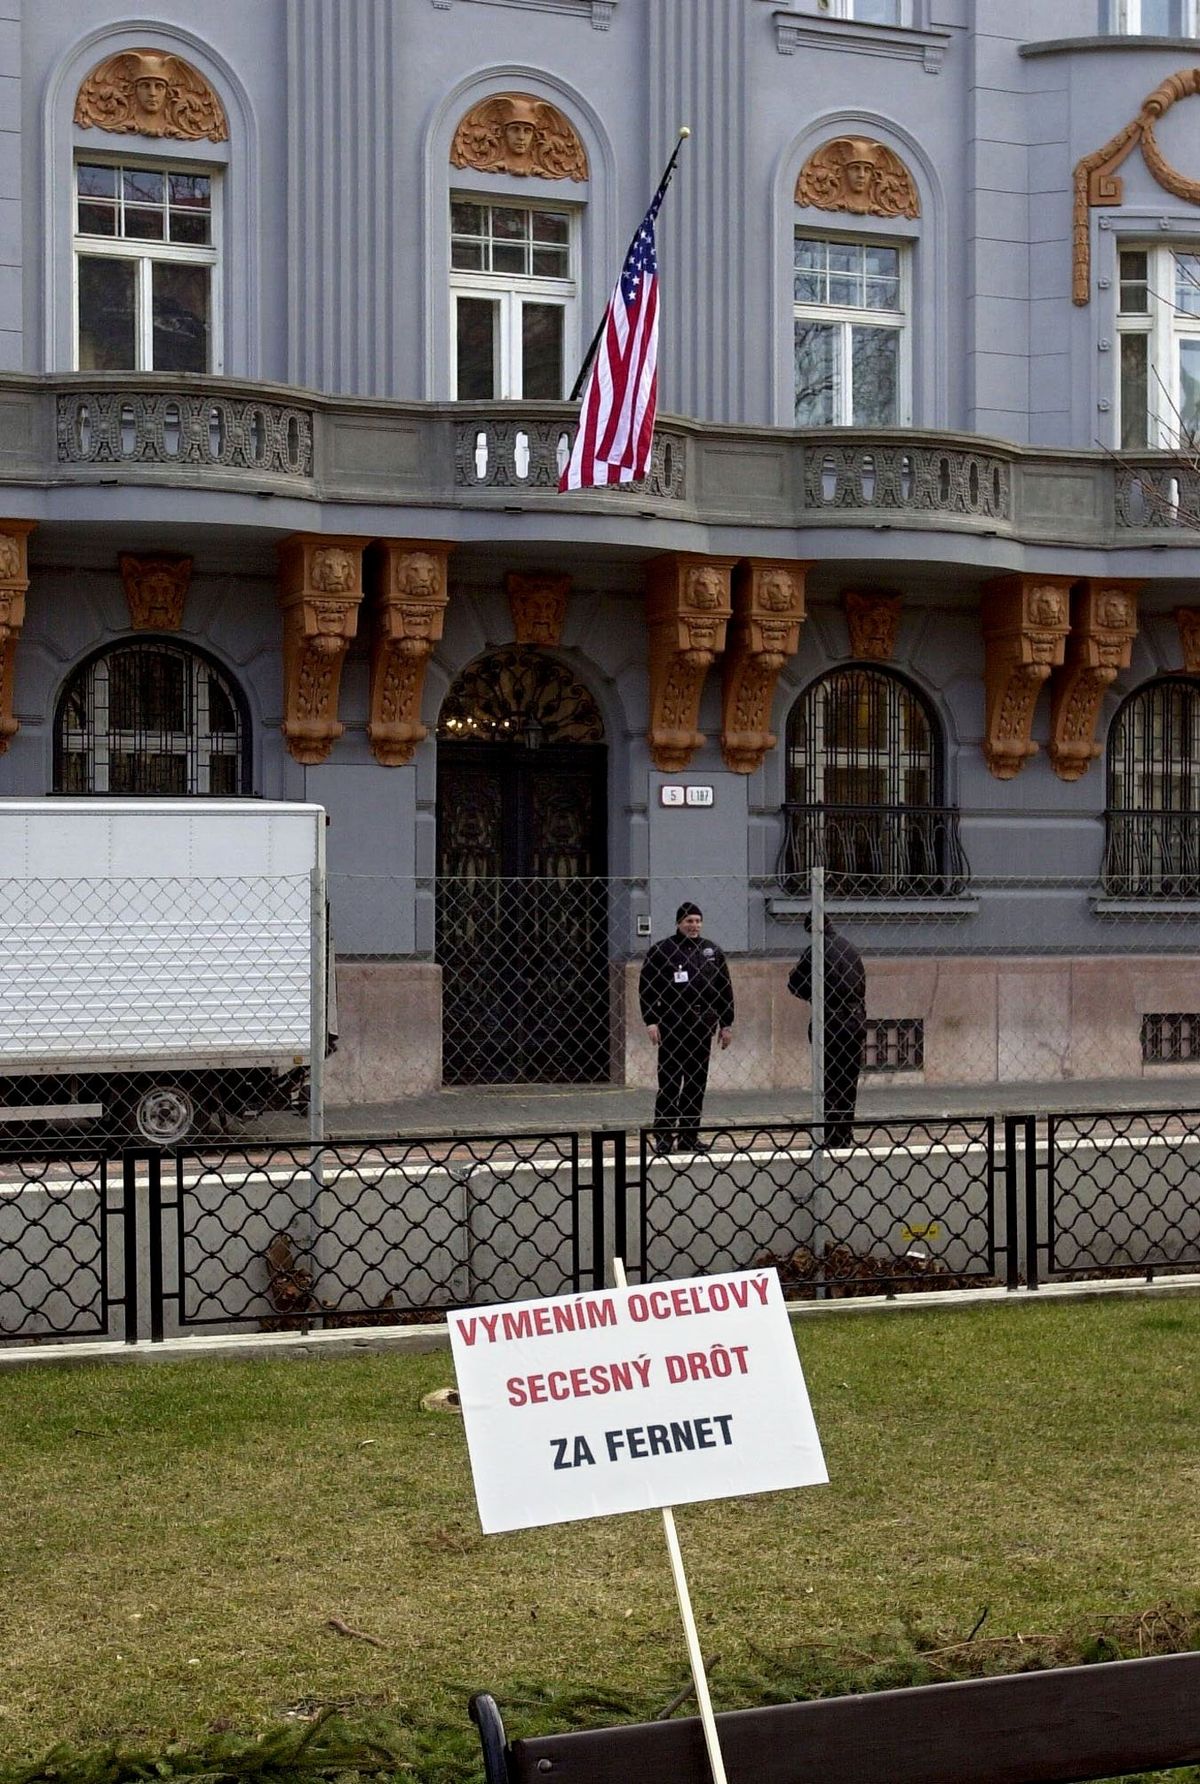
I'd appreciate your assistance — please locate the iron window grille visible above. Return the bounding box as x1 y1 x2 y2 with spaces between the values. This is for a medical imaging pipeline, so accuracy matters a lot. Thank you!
54 640 249 796
862 1017 924 1072
1141 1013 1200 1063
778 665 968 895
1104 677 1200 897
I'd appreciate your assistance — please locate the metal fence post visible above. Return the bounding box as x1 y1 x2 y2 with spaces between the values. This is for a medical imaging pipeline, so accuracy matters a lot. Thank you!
145 1150 164 1344
809 867 831 1287
120 1152 139 1344
1026 1113 1041 1291
589 1130 608 1294
811 865 826 1135
1003 1116 1020 1290
306 837 329 1297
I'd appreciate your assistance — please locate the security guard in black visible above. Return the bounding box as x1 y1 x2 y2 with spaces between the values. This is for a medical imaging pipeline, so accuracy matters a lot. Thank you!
639 901 735 1153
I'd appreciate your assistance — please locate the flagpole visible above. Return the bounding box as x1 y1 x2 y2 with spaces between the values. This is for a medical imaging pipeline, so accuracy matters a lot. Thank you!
567 125 690 402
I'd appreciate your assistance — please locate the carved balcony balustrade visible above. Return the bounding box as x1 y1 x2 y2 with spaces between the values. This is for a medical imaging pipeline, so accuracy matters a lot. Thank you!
776 802 972 899
0 375 1193 544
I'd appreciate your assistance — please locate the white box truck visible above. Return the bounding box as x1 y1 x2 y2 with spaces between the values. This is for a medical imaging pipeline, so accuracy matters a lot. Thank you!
0 799 324 1144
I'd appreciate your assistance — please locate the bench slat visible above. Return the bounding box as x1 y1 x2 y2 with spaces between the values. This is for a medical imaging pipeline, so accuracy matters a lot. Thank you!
506 1653 1200 1784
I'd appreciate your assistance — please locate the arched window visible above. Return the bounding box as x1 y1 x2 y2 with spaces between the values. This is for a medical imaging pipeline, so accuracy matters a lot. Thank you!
780 665 966 894
1104 677 1200 896
54 640 249 795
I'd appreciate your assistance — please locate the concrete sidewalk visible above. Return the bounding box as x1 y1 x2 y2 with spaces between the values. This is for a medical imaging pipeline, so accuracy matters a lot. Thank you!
313 1072 1200 1140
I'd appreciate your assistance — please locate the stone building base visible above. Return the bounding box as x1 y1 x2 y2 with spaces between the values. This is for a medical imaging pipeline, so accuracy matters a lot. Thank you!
325 956 1200 1107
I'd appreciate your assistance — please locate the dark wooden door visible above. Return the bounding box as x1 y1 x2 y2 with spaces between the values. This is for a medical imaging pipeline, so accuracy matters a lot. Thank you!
437 744 609 1084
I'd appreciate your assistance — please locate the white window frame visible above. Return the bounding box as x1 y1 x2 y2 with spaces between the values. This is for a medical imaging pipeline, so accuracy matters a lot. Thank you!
820 0 913 24
1116 242 1200 448
449 197 578 400
72 156 223 374
1110 0 1198 32
792 230 912 428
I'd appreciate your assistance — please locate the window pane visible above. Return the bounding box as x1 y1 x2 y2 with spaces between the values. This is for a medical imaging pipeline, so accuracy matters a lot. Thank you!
1119 250 1149 314
78 256 137 370
77 202 117 237
451 200 485 237
851 324 899 424
492 207 528 241
451 240 485 270
77 163 117 199
1136 0 1173 28
794 237 826 304
124 206 165 241
1120 334 1149 449
168 172 210 210
493 241 527 274
123 168 164 205
522 302 563 398
456 296 498 398
1180 339 1200 440
169 208 211 245
827 241 861 308
532 245 569 277
864 243 900 310
532 210 569 244
1174 252 1200 316
152 261 210 372
794 320 838 425
851 0 903 19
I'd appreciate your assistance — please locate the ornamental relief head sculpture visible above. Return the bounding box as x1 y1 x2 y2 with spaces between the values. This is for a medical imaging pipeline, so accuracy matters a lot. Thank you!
394 552 442 600
796 137 919 220
74 48 228 142
0 533 22 582
844 590 901 662
119 553 192 631
1027 586 1066 628
686 565 727 611
450 94 588 181
758 569 797 613
310 546 357 594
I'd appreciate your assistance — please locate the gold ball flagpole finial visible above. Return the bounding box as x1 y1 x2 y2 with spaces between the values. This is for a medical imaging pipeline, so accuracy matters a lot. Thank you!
679 125 691 138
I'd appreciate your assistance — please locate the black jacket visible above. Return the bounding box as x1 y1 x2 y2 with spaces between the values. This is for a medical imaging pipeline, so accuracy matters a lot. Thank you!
788 926 866 1026
639 932 735 1030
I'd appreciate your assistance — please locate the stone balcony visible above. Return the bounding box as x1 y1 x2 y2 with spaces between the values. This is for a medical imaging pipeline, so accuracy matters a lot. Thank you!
1 372 1198 559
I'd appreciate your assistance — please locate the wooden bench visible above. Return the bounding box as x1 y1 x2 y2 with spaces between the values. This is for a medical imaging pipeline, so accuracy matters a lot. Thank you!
471 1652 1200 1784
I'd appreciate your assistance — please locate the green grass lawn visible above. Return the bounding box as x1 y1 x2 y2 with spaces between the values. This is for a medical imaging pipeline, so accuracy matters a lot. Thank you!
0 1296 1198 1781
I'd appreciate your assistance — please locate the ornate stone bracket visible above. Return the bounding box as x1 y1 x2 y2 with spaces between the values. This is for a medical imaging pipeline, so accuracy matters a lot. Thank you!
0 522 33 756
119 553 192 631
1048 582 1141 782
796 138 919 219
278 535 368 765
1073 68 1200 304
74 48 228 141
1175 606 1200 674
720 560 808 774
506 571 570 647
368 541 453 766
450 93 587 180
981 575 1073 780
646 555 735 772
844 589 902 661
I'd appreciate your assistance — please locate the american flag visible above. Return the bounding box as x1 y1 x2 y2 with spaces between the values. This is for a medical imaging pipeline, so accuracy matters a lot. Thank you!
559 183 668 492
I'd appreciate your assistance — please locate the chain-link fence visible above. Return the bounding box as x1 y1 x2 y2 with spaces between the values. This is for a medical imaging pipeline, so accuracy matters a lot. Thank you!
0 872 322 1150
324 867 1200 1130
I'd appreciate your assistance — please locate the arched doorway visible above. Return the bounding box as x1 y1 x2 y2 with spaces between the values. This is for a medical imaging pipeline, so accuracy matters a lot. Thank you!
436 645 608 1084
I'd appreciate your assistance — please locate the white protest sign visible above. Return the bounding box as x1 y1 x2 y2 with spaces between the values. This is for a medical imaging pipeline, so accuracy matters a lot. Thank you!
448 1267 827 1534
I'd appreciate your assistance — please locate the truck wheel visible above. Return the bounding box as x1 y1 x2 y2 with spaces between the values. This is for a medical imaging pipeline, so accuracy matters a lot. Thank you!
132 1083 196 1146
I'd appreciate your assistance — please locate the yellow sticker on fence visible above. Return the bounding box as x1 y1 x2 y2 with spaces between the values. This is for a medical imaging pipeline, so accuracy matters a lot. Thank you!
901 1222 941 1243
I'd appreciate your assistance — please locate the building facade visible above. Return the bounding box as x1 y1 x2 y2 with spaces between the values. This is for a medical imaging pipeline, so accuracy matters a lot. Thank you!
1 0 1200 1103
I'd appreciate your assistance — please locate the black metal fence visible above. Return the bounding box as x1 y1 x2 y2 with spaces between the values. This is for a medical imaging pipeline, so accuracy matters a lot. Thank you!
1 1110 1198 1348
